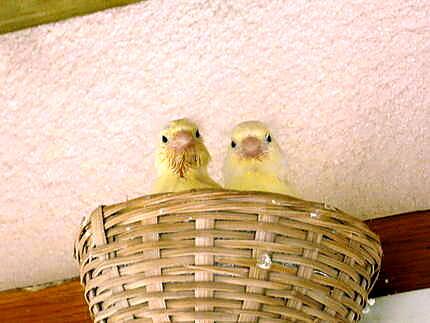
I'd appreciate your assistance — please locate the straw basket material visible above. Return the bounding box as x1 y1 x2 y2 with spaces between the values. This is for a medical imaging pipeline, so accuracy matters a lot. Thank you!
75 190 382 323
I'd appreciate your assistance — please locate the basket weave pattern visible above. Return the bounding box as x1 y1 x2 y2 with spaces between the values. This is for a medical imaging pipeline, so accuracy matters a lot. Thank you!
75 190 382 322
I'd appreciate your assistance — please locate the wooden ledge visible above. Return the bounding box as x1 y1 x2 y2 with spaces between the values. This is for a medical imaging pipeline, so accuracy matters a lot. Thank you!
0 279 91 322
0 0 144 35
367 210 430 297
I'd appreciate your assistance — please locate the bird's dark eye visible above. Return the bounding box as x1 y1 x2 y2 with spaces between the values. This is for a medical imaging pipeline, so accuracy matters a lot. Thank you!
231 141 237 148
195 129 200 138
162 135 168 143
265 134 272 143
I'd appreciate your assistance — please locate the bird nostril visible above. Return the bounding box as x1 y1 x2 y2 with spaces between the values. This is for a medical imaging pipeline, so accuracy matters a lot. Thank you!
170 131 194 151
241 136 263 157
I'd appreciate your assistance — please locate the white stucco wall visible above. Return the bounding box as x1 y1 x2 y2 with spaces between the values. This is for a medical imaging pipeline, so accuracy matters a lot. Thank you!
361 289 430 323
0 0 429 293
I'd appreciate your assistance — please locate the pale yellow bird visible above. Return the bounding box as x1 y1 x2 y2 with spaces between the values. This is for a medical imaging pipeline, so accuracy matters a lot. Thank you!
223 121 298 197
152 118 221 193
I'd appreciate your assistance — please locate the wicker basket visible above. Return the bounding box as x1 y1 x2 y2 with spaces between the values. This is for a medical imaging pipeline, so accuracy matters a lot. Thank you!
75 190 382 323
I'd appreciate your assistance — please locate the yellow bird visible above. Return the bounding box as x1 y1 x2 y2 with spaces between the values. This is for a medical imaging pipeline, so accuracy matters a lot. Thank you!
153 118 221 193
223 121 298 197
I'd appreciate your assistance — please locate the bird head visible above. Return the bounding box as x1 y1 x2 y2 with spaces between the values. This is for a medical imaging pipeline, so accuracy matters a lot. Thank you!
156 118 211 177
228 121 281 159
224 120 285 175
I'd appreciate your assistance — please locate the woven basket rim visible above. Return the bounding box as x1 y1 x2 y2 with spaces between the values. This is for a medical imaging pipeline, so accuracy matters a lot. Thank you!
75 189 382 323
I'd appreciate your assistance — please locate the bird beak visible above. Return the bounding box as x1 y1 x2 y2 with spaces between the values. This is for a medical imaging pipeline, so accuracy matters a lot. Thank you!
169 130 195 152
240 136 263 158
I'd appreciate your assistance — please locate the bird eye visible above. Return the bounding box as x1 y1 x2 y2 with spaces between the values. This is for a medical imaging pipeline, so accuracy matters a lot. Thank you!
162 135 168 143
231 141 237 148
195 129 200 138
265 134 272 143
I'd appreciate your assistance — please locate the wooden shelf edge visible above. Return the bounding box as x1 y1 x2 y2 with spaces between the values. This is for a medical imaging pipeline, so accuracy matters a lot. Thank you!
0 0 145 35
367 209 430 297
0 278 91 322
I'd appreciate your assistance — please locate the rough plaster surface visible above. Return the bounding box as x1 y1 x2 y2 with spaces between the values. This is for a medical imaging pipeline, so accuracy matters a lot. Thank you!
0 0 429 290
361 288 430 323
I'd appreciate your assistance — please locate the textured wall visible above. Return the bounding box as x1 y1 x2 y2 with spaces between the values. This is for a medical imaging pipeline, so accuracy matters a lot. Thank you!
361 288 430 323
0 0 429 290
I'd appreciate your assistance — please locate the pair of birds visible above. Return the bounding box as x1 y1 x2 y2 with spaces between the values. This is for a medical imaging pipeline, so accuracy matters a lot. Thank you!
153 118 298 197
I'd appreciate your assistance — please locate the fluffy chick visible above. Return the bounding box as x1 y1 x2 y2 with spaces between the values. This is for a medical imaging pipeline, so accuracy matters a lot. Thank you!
153 118 220 193
223 121 298 197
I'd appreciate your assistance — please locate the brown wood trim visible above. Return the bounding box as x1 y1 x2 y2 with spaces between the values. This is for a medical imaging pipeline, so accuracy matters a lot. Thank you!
367 209 430 297
0 0 144 35
0 210 428 321
0 278 91 322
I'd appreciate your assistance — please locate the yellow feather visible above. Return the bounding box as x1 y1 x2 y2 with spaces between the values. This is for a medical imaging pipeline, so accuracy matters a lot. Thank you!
223 121 298 197
153 118 220 193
